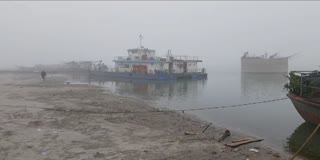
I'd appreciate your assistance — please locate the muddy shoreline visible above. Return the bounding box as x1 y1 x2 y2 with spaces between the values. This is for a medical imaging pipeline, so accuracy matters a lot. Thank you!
0 73 298 160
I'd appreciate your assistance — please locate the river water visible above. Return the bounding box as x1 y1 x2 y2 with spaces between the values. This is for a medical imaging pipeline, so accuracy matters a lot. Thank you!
69 71 319 159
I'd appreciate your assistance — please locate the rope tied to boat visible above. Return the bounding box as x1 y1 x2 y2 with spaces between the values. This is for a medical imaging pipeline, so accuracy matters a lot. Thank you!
173 97 288 112
11 97 288 115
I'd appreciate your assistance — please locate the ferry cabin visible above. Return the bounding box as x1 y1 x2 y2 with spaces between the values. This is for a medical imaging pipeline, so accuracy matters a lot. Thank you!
113 47 202 74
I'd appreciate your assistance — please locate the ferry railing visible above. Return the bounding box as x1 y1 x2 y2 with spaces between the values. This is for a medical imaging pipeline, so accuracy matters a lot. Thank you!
172 56 199 61
114 56 161 61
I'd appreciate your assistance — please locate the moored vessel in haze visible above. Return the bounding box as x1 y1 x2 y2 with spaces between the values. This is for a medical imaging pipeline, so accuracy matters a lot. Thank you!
90 35 207 80
241 52 289 73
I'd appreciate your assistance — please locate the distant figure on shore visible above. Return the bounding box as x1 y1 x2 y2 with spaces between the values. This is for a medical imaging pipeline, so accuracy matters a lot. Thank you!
41 70 47 80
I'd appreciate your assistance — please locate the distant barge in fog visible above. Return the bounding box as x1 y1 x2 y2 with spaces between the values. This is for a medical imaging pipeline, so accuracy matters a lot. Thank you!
241 52 289 73
90 35 207 80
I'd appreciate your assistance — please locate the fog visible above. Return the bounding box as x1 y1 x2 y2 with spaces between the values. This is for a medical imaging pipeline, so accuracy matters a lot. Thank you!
1 1 320 72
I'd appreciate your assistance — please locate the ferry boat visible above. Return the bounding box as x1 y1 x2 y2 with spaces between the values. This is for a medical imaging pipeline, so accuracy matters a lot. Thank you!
286 71 320 125
90 36 207 80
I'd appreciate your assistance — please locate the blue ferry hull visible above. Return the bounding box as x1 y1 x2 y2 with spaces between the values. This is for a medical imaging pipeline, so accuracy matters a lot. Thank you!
90 71 207 80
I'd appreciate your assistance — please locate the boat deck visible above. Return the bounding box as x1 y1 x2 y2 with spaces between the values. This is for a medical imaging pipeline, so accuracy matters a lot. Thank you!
90 71 207 80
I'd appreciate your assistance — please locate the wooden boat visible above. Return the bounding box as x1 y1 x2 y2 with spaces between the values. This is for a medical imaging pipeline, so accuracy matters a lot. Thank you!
286 71 320 125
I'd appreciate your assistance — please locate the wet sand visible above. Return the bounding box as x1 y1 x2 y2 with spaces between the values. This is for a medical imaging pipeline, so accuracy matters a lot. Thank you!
0 73 298 160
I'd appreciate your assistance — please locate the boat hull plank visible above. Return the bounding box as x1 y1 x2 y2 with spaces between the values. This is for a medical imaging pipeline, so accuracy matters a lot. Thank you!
288 94 320 125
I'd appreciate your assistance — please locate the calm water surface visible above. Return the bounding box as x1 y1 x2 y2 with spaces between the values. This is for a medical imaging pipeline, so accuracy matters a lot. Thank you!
69 71 320 159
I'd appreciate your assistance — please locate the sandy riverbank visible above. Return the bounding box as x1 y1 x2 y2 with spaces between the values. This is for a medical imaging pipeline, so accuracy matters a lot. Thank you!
0 73 297 160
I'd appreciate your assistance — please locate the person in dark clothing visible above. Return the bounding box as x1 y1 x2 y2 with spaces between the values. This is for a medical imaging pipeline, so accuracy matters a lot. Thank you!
41 70 47 80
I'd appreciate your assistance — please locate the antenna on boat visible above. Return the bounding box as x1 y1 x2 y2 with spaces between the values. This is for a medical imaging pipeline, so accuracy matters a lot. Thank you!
139 34 143 48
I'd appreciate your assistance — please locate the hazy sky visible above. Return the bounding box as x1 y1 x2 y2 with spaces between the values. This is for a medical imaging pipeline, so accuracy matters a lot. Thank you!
1 2 320 71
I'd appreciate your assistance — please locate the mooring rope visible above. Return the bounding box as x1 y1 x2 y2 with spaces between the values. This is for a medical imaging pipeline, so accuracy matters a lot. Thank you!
173 97 288 112
38 97 289 115
0 97 289 115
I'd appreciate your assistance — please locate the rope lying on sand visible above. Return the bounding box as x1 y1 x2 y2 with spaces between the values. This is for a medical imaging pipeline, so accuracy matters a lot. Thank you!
0 97 288 115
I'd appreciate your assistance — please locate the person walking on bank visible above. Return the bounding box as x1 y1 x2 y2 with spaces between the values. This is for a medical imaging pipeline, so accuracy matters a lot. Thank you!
41 70 47 80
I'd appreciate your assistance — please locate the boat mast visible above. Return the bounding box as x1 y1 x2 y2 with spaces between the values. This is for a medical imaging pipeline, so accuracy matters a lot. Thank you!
139 34 143 48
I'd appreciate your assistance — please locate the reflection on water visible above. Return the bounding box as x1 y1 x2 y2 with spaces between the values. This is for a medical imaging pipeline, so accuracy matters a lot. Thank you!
287 122 320 160
68 72 316 159
241 73 288 99
90 77 207 102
